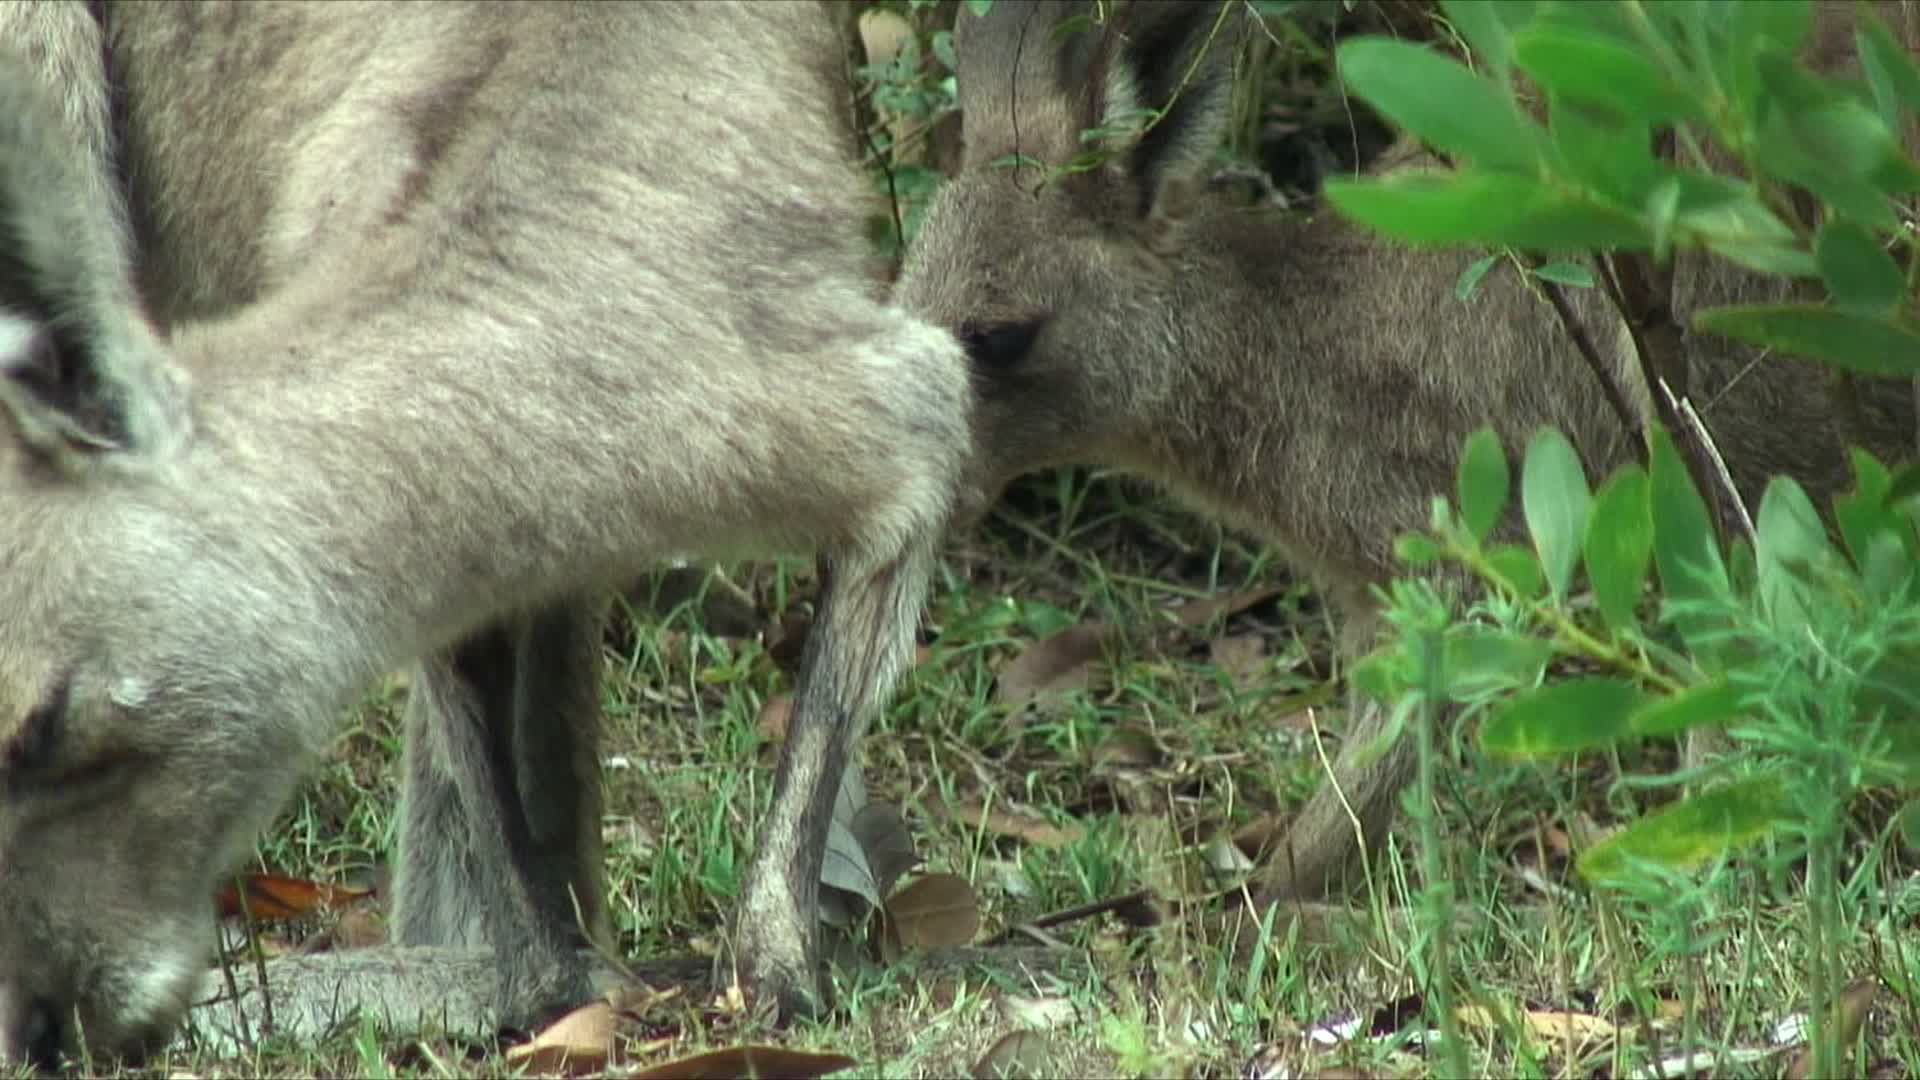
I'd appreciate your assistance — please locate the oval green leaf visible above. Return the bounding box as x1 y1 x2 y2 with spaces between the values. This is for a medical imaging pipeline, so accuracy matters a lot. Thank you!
1485 542 1547 598
1522 428 1592 603
1444 628 1553 697
1584 464 1652 636
1693 303 1920 377
1456 252 1500 301
1481 677 1646 759
1395 532 1442 567
1859 15 1920 125
1513 27 1697 123
1457 426 1510 545
1629 677 1740 737
1754 474 1839 631
1578 775 1793 883
1337 37 1546 173
1439 0 1522 79
1815 222 1906 315
1549 94 1660 208
1327 172 1650 251
1531 260 1596 288
1649 428 1729 656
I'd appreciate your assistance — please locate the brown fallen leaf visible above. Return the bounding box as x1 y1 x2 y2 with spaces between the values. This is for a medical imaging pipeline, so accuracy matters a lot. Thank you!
216 873 371 921
767 610 813 674
1171 586 1284 630
850 802 920 900
971 1030 1054 1079
1089 726 1161 772
997 994 1081 1030
294 906 387 955
926 794 1085 848
503 1000 617 1077
1784 979 1881 1080
1518 1008 1616 1044
756 695 793 741
881 872 982 961
1454 1003 1616 1046
630 1045 858 1080
1208 633 1268 690
993 622 1111 709
858 9 913 70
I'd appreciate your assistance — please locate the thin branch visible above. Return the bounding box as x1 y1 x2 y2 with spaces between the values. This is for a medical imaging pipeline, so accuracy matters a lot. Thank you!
1539 278 1644 461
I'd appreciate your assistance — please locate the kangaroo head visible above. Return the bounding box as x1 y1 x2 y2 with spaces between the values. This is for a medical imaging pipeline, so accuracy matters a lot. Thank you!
0 61 324 1067
896 0 1241 517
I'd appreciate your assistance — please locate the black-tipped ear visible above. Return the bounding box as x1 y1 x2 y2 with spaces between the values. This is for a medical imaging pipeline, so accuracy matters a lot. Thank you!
1103 1 1239 209
0 311 132 453
952 1 1108 173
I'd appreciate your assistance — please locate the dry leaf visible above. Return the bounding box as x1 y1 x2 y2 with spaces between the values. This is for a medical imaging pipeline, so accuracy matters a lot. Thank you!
1208 633 1268 690
1171 586 1284 629
882 873 981 959
997 994 1080 1030
712 982 749 1016
756 695 793 741
767 611 813 674
215 874 371 921
630 1045 858 1080
503 1001 617 1077
1784 979 1880 1080
994 622 1111 708
1089 727 1160 772
819 816 881 927
971 1030 1054 1079
850 802 920 899
819 769 880 927
1454 1004 1616 1046
333 908 386 950
858 9 913 68
928 794 1084 848
1519 1009 1616 1044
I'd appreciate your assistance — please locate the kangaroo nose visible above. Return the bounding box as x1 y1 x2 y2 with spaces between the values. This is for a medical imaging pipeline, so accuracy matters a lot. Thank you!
0 984 59 1068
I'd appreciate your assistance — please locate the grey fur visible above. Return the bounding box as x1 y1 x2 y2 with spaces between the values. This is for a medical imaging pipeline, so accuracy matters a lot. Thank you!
0 0 969 1065
897 0 1913 917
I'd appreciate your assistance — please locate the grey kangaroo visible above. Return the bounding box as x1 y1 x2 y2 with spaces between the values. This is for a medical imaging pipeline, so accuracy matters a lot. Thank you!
897 0 1914 925
0 0 969 1066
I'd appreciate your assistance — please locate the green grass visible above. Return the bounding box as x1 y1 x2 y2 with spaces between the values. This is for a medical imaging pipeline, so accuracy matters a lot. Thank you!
131 469 1920 1078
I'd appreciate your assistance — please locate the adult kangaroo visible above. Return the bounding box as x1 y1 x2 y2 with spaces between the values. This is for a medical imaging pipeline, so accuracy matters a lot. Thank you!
0 0 968 1065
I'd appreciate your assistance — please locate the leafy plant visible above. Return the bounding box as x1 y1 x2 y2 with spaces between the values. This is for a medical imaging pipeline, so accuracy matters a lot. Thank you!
1330 1 1920 1072
849 0 970 255
1370 423 1920 1071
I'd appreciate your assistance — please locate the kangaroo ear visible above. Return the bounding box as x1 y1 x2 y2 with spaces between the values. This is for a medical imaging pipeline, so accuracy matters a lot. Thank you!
954 2 1239 219
953 1 1108 173
0 310 158 456
0 59 189 468
1092 0 1241 221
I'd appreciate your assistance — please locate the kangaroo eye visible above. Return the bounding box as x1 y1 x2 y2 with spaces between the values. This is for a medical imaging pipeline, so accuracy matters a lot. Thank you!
959 320 1043 370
